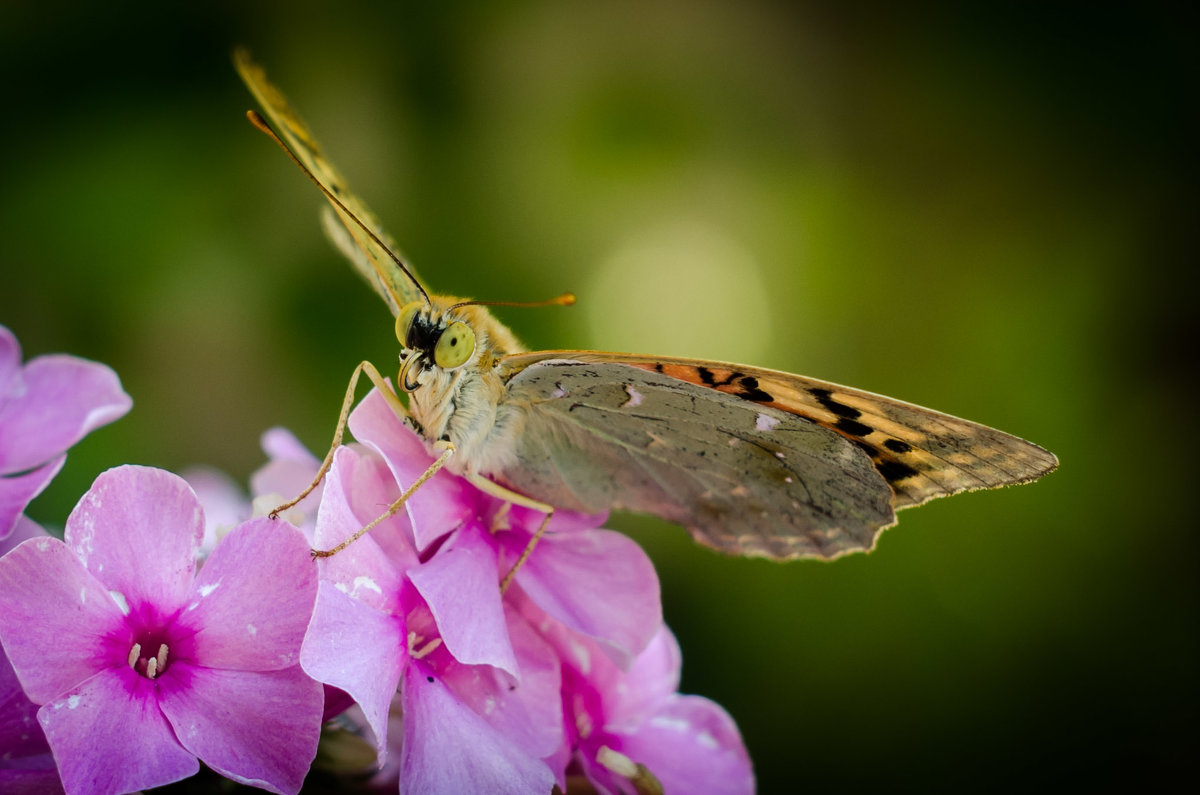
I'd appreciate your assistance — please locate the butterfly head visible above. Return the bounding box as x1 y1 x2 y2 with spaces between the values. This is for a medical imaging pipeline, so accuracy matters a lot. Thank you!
394 297 525 394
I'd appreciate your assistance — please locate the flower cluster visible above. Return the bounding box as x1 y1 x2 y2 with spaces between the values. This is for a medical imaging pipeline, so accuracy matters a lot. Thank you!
0 325 754 794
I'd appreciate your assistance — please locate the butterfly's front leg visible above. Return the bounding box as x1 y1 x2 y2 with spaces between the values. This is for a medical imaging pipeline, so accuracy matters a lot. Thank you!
272 360 408 518
466 473 555 594
312 439 456 558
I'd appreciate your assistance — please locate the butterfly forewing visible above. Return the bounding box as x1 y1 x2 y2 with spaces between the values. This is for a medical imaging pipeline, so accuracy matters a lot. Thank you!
234 49 420 313
498 359 897 559
503 351 1058 516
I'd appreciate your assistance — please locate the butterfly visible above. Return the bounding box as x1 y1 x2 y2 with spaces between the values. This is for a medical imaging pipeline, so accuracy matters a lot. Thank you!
235 49 1057 572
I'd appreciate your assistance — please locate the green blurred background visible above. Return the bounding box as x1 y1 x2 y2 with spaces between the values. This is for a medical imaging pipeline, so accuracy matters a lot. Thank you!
2 2 1194 791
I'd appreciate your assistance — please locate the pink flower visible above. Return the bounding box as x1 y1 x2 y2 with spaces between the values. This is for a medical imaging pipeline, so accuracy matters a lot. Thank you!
527 609 755 795
0 466 323 795
0 325 131 538
298 390 672 792
299 444 561 793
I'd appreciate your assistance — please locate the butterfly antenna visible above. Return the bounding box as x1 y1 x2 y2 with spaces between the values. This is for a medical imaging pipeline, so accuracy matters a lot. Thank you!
245 110 431 306
447 293 577 312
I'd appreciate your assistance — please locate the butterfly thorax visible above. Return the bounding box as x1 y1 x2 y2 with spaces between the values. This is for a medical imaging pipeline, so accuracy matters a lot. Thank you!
398 296 526 476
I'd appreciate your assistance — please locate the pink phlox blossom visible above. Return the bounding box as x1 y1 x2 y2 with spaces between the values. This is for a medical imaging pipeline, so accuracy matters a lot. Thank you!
299 443 561 793
525 607 756 795
0 465 323 795
0 325 131 539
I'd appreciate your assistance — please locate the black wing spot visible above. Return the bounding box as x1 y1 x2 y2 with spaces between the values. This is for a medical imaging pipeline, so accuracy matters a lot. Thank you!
654 363 664 373
808 387 863 420
853 440 878 459
884 438 913 454
877 459 919 482
738 376 773 403
716 371 742 386
835 418 874 437
697 366 716 385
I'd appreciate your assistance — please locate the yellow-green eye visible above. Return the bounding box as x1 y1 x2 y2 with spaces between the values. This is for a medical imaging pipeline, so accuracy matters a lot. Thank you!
434 321 475 369
395 301 423 347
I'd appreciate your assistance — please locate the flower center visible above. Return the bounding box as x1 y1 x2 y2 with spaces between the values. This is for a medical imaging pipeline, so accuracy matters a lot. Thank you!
127 640 170 679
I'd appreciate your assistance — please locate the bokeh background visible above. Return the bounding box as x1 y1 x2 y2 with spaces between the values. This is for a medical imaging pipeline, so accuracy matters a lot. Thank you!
2 2 1194 791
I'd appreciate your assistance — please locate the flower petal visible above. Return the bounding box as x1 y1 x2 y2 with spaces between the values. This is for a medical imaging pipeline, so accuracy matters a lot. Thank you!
348 388 476 550
0 514 49 555
511 527 662 668
0 326 19 396
616 695 755 795
0 644 50 760
603 625 682 728
38 668 199 795
400 663 555 795
0 768 64 795
409 523 518 676
250 427 323 527
441 606 564 761
158 663 322 795
175 518 316 671
64 466 202 615
300 583 406 760
0 455 63 539
0 536 130 704
181 465 249 554
314 445 418 574
0 353 130 474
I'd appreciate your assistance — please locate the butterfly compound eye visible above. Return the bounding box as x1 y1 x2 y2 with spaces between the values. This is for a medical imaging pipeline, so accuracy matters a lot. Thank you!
434 321 475 369
395 302 423 348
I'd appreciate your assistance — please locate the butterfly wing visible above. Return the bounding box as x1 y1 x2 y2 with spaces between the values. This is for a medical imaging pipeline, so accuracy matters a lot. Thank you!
234 48 420 314
495 358 898 559
497 351 1057 558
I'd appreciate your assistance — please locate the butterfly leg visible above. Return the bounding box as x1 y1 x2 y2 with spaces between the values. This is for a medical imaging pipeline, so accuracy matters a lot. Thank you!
465 474 555 595
312 440 456 557
271 360 406 518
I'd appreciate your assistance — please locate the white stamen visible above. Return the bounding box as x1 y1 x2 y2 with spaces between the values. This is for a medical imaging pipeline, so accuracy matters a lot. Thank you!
409 635 442 660
127 643 141 669
597 746 638 777
145 656 158 679
156 644 169 672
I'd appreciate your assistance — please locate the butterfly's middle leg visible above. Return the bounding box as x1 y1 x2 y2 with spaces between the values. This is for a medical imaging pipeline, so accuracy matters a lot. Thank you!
467 474 555 595
271 360 407 517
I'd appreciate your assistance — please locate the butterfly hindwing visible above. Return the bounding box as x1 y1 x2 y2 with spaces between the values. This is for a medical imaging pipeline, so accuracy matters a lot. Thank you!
497 358 897 559
502 351 1058 514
